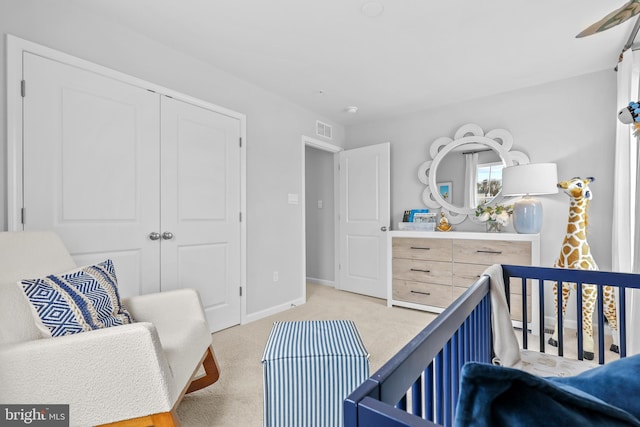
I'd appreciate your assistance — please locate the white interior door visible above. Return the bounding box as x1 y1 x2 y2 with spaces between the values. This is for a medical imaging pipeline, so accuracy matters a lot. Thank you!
338 143 390 299
160 97 242 331
22 52 161 297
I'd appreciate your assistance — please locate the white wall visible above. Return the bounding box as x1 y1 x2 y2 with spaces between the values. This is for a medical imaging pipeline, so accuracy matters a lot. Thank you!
0 0 345 317
346 70 617 271
305 146 335 284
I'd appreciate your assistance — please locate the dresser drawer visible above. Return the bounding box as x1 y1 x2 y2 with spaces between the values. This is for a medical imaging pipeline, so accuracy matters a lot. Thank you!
452 263 531 296
393 279 452 308
452 262 486 287
453 239 531 265
392 258 452 286
392 237 452 262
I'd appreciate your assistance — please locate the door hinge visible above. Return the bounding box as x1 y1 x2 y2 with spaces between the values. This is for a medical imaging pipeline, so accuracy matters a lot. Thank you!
239 137 243 148
21 80 26 97
239 212 243 222
239 286 243 297
21 207 25 224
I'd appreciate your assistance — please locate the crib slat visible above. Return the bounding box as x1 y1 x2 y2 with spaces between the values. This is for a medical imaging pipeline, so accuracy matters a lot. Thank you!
469 309 476 362
443 342 452 427
482 296 490 363
576 282 584 361
557 281 564 357
479 298 485 360
463 319 470 364
484 294 490 359
451 331 459 423
435 352 444 426
538 279 545 351
521 276 528 348
620 287 627 358
424 361 434 422
597 285 605 365
411 378 421 416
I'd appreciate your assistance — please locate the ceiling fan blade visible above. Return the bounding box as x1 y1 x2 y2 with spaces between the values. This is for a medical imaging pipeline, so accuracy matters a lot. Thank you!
576 0 640 38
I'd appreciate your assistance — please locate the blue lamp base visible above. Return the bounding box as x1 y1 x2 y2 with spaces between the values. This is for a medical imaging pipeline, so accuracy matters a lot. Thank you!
512 196 543 234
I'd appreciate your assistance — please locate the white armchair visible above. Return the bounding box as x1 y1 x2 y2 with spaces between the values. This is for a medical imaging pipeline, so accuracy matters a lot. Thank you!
0 231 220 426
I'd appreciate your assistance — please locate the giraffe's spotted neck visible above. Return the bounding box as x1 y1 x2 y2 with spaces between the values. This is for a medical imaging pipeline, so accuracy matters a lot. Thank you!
565 198 589 241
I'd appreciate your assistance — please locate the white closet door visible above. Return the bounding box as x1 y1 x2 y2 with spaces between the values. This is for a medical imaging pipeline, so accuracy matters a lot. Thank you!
160 97 242 331
22 53 161 297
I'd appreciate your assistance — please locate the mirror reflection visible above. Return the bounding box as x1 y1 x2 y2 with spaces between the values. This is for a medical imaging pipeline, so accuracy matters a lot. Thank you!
476 162 504 206
435 145 502 209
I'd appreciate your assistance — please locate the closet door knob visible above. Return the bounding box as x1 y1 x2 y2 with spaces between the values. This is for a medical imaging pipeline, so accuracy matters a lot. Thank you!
162 231 174 240
149 232 161 241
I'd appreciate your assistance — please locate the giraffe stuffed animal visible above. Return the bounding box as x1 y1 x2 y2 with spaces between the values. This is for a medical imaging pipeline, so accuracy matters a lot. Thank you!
548 177 619 360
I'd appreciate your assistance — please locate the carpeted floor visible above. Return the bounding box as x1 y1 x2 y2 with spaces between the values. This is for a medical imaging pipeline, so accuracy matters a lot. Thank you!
176 283 437 426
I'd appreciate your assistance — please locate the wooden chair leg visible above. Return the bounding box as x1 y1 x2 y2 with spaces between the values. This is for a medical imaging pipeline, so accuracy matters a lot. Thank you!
98 409 180 427
186 346 220 394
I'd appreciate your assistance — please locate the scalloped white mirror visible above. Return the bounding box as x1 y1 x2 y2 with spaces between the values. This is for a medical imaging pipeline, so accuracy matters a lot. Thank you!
417 123 530 224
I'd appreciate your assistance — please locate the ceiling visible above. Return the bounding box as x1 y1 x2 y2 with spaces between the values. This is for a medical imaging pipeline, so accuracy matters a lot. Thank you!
68 0 637 126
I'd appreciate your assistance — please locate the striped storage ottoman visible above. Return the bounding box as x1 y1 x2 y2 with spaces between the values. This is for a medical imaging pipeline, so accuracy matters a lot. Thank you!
261 320 370 427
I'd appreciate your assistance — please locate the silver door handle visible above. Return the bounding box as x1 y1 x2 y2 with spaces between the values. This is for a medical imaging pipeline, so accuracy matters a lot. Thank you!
380 226 388 232
162 231 174 240
149 232 161 241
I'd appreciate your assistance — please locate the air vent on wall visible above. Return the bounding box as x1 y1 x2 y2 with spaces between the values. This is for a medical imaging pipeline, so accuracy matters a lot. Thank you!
316 120 333 140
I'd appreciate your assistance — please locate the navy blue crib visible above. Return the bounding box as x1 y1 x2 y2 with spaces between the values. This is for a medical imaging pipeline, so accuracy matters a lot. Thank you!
344 265 640 427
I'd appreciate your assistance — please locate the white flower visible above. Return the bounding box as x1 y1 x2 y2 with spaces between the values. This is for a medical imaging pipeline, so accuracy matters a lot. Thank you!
478 212 490 222
496 211 510 226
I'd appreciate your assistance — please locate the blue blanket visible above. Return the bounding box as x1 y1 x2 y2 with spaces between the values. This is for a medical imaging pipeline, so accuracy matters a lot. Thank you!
454 355 640 427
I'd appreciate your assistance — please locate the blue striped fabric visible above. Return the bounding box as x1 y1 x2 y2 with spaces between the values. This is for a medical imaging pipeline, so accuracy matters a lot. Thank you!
262 320 370 427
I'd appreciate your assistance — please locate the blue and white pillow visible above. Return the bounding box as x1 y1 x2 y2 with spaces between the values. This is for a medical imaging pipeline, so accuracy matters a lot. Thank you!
20 259 134 337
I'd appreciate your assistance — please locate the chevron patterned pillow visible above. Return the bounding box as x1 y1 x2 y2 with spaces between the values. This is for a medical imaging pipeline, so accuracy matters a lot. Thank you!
19 259 134 337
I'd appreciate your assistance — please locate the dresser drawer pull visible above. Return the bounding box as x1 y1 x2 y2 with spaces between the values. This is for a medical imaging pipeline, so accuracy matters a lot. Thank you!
410 246 431 250
410 268 431 273
410 290 431 296
476 250 502 254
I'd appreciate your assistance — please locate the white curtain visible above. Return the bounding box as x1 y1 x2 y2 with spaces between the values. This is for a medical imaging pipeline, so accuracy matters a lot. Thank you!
464 152 479 208
613 49 640 354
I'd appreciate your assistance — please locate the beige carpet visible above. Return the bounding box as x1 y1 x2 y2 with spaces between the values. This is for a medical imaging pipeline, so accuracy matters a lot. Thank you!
176 283 437 427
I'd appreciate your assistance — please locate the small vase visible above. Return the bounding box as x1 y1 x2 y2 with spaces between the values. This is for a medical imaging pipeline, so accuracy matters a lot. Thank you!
485 221 502 233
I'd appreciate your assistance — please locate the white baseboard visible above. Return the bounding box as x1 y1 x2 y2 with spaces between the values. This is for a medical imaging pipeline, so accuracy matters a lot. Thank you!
306 277 335 287
244 296 306 324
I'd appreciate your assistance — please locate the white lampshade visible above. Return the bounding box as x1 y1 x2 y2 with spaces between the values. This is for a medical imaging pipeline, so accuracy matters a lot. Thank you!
502 163 559 196
501 163 558 234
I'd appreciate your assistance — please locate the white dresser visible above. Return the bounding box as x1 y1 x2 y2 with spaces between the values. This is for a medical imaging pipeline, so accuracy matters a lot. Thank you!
388 231 540 328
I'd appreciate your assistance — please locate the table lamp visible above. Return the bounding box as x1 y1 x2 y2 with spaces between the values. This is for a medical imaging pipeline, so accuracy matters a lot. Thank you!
501 163 558 234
